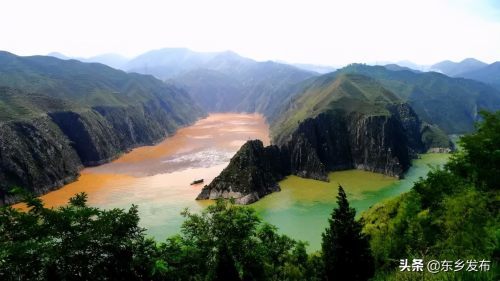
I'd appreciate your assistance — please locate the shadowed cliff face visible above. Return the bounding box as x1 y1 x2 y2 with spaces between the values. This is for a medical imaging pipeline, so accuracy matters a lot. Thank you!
1 103 204 205
0 117 82 205
198 104 427 204
0 99 205 205
0 52 207 205
197 141 286 204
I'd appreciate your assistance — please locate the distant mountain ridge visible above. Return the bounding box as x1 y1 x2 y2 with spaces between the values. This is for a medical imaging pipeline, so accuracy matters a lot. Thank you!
459 61 500 88
48 52 129 69
290 63 336 74
430 58 487 77
170 51 318 117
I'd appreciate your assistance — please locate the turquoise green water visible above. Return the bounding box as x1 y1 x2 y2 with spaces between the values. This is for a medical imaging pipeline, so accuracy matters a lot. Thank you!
251 153 450 251
22 113 450 253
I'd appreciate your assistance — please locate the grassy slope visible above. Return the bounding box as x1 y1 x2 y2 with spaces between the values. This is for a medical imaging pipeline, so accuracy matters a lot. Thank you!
0 51 202 123
335 64 500 133
271 74 401 144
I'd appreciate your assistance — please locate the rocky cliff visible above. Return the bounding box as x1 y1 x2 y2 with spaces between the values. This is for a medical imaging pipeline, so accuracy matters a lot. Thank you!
0 52 206 205
197 140 287 204
0 116 82 204
0 100 204 205
198 104 428 204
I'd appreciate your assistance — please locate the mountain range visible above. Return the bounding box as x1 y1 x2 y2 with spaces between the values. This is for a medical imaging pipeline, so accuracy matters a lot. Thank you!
0 51 205 204
430 58 500 88
198 63 500 204
3 49 500 205
198 74 433 203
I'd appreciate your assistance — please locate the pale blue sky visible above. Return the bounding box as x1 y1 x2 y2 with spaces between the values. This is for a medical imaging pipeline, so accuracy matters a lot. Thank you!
1 0 499 65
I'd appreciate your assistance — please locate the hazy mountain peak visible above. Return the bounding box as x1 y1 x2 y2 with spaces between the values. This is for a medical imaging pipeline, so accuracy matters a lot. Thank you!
459 60 500 87
47 52 71 60
383 64 420 73
291 63 336 74
431 58 487 77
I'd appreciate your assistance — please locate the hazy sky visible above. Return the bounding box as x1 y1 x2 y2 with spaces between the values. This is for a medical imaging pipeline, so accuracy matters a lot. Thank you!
2 0 500 65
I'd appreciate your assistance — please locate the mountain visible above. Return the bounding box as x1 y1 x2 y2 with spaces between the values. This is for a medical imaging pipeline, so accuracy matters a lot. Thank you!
430 58 487 77
84 53 129 69
196 140 285 204
383 64 420 73
291 63 336 74
459 61 500 88
124 48 217 79
171 51 318 117
47 52 129 69
0 51 205 204
394 60 429 72
45 49 317 116
335 64 500 133
198 74 440 204
47 52 72 60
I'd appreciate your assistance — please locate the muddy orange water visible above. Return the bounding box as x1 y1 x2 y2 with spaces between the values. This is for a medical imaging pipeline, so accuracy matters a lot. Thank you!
14 113 270 237
13 112 450 251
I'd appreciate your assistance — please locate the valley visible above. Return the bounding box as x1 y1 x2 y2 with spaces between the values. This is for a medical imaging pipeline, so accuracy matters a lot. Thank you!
13 113 270 236
2 1 499 279
13 112 449 251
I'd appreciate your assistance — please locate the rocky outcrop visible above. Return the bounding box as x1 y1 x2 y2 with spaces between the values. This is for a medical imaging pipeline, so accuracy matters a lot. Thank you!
282 109 417 178
1 102 205 205
0 52 208 205
198 104 430 204
0 117 82 205
197 140 287 204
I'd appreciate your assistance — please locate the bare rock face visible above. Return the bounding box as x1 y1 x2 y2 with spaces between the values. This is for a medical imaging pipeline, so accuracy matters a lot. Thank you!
0 117 82 205
197 140 284 203
197 104 430 204
0 102 205 205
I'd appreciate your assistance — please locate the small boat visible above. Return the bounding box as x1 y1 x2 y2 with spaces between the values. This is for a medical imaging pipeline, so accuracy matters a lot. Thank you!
190 179 204 185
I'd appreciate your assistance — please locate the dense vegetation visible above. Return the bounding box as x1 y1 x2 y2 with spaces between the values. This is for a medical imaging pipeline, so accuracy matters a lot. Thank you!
322 186 374 280
363 110 499 280
1 111 498 280
0 194 319 280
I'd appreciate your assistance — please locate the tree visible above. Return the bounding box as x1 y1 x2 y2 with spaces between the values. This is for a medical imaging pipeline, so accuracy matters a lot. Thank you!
0 191 156 281
447 110 500 191
322 185 374 281
177 199 314 281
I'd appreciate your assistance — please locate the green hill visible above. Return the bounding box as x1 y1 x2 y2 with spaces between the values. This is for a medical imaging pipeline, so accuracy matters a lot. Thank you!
0 51 205 205
334 64 500 133
271 74 401 144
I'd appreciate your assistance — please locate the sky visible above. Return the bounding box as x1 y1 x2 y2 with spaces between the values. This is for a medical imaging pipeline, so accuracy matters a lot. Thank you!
1 0 500 66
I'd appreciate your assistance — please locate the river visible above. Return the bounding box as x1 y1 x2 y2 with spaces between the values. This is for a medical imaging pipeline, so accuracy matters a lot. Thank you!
14 113 449 251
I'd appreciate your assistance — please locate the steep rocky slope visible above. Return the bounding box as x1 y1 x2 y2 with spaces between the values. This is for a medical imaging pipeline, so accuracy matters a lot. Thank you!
0 52 205 205
197 140 287 204
198 75 435 204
